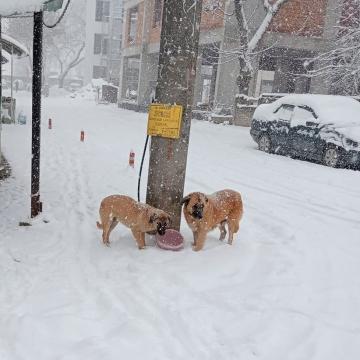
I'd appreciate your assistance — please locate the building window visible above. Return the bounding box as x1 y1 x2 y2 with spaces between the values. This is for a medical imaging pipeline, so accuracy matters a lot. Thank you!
201 78 212 104
153 0 163 28
93 65 107 79
102 38 109 55
125 57 140 101
128 6 138 44
112 1 123 19
203 0 221 11
255 70 275 97
94 34 110 55
111 38 122 58
94 34 102 54
96 0 110 22
259 55 276 72
260 79 274 94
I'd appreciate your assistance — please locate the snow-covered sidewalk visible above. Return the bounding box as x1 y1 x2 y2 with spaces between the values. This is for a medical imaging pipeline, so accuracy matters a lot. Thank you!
1 93 360 359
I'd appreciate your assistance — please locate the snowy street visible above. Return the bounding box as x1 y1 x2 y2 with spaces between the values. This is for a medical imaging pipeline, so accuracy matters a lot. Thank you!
1 93 360 359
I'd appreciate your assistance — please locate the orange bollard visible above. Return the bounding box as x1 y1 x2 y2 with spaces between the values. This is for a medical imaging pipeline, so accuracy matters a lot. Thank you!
48 118 52 129
80 130 85 142
129 150 135 168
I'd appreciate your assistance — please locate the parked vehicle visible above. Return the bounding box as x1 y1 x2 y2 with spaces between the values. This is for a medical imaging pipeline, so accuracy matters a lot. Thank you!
250 94 360 170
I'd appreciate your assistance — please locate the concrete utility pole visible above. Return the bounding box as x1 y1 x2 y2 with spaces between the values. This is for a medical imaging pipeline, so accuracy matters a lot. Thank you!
146 0 203 230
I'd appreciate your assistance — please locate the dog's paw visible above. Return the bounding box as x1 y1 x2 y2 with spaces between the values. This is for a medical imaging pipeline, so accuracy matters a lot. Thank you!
192 245 201 252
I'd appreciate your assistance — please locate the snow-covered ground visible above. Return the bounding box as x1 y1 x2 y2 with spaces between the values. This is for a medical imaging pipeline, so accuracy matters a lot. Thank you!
1 92 360 359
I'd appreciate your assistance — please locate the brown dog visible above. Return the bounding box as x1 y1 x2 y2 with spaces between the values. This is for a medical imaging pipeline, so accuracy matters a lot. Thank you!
96 195 171 248
181 189 243 251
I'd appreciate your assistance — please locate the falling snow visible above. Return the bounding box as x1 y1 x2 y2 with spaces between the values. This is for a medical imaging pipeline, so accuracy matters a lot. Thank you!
1 0 360 359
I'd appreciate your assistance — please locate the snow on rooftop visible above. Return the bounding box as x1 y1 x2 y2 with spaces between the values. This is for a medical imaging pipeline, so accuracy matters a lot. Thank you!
2 34 29 57
0 0 47 16
2 51 10 62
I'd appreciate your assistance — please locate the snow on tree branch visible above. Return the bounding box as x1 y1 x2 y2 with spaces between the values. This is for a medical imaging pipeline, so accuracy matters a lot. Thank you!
248 0 290 52
308 1 360 96
234 0 290 96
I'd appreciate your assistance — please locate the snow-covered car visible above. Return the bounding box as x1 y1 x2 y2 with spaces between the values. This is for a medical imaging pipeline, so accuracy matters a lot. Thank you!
250 94 360 170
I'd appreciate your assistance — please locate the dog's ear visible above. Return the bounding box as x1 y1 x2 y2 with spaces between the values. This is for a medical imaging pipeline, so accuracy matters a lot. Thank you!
149 213 158 224
180 195 191 207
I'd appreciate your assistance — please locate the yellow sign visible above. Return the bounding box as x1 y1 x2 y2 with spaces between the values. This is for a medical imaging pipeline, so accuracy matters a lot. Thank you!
147 104 183 139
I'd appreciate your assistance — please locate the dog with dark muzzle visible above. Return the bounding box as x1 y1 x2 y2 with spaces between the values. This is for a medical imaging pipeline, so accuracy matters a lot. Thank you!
181 189 243 251
97 195 171 248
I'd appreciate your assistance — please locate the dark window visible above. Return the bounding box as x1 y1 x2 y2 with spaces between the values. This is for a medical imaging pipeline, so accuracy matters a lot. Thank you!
153 0 163 28
102 38 109 55
95 0 102 21
128 7 138 44
103 1 110 17
103 1 110 20
286 77 296 93
94 34 102 54
95 0 110 22
125 57 140 100
203 0 221 11
259 54 276 71
93 65 107 79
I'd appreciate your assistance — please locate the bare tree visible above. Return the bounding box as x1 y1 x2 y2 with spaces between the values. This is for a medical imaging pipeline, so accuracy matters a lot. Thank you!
43 0 85 88
233 0 289 97
6 0 85 88
307 3 360 96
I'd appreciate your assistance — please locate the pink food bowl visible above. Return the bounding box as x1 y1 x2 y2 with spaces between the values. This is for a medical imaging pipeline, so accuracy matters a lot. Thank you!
156 229 184 251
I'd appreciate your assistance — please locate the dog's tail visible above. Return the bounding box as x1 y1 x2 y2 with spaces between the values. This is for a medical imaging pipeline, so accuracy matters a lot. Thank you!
96 221 103 230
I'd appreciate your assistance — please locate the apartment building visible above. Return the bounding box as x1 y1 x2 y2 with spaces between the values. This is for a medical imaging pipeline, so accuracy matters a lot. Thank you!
84 0 123 85
118 0 343 111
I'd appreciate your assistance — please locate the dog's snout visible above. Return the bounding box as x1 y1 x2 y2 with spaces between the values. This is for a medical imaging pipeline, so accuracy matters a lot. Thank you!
157 222 167 236
192 204 204 219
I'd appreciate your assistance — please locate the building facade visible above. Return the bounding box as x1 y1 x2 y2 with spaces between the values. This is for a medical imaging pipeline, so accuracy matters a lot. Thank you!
84 0 123 85
117 0 344 111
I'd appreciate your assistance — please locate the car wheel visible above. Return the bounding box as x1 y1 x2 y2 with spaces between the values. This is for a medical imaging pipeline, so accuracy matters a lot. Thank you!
323 145 341 168
258 134 272 153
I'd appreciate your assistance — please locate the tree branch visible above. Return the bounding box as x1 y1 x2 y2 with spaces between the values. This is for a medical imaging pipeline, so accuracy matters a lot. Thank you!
248 0 290 51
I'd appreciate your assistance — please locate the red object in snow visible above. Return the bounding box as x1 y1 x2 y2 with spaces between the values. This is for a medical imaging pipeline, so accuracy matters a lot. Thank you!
129 150 135 168
48 118 52 129
80 130 85 142
156 229 184 251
